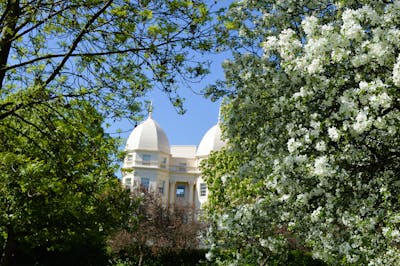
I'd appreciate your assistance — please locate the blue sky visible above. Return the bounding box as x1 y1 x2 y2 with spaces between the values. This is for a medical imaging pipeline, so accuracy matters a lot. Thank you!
110 51 227 148
110 1 233 148
108 53 227 179
105 1 233 178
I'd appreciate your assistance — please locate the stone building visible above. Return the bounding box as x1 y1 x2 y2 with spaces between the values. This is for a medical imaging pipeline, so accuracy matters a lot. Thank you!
121 111 225 211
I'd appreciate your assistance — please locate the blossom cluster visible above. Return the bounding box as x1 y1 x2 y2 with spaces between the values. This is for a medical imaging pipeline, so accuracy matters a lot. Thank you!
205 1 400 265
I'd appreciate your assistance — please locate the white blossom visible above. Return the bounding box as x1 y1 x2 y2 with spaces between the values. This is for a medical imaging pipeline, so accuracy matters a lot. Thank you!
312 156 332 177
278 29 301 60
331 48 349 62
393 55 400 86
307 58 323 74
302 15 318 36
311 207 322 222
221 174 228 184
391 229 400 239
279 194 290 202
310 120 320 129
369 92 391 109
315 141 326 151
352 111 371 134
341 9 364 40
293 87 307 98
205 251 213 261
328 127 339 141
287 138 301 153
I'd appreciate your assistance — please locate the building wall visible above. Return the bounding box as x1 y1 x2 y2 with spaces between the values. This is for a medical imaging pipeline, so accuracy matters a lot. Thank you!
122 146 209 212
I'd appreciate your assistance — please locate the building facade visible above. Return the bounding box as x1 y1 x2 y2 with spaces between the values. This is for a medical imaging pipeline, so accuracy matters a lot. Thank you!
121 112 225 211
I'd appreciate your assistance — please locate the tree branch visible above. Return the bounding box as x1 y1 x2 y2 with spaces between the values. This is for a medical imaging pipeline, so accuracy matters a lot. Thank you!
43 0 113 87
2 47 147 71
12 4 70 41
0 91 90 121
2 33 202 72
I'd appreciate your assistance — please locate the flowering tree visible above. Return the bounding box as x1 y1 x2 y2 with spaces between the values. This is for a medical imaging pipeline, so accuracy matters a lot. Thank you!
108 189 205 266
203 1 400 265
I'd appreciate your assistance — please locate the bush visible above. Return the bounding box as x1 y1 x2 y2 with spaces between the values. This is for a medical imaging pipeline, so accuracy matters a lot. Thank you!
109 249 208 266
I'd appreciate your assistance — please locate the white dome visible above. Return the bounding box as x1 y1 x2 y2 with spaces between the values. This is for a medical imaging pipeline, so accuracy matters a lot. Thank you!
125 116 170 154
196 123 226 157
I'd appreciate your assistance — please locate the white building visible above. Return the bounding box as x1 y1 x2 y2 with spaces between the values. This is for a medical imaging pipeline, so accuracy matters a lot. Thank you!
121 111 225 211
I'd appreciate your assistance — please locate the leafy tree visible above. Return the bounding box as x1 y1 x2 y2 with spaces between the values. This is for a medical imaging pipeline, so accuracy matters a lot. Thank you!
0 0 215 120
109 188 205 266
0 98 134 265
0 1 216 264
204 1 400 265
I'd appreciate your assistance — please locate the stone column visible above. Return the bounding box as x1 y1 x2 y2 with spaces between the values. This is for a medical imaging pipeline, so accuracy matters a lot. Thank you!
169 181 175 206
188 181 194 207
164 180 169 206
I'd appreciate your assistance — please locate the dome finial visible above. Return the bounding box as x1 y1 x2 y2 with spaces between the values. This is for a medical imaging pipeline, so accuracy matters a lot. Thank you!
218 104 222 123
147 101 153 119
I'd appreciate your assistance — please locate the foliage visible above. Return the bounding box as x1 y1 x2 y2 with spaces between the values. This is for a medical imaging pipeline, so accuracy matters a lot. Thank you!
110 249 209 266
0 98 133 265
108 189 206 266
0 0 217 264
0 0 215 120
203 0 400 265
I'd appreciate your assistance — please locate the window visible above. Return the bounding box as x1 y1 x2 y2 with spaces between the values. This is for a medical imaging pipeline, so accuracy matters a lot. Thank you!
141 177 150 190
158 180 165 195
200 183 207 197
124 178 132 190
142 154 151 165
126 154 133 162
160 157 167 168
178 162 186 172
176 185 185 198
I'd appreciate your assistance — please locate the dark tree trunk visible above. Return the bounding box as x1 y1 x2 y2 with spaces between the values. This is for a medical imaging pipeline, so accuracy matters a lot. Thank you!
0 0 20 90
0 228 16 266
138 252 143 266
